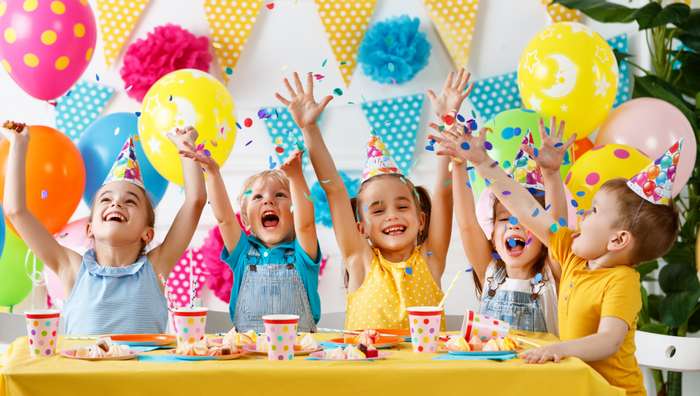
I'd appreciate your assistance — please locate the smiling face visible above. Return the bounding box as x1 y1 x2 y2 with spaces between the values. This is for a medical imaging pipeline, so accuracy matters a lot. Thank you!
356 175 425 256
239 173 294 247
491 201 545 273
88 181 155 247
571 188 625 260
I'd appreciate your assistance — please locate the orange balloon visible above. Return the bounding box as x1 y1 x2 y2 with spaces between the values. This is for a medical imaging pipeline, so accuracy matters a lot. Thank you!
0 126 85 234
573 138 594 162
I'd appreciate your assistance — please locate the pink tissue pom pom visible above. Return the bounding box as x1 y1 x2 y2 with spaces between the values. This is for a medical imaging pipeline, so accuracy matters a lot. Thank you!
201 225 233 303
120 24 212 102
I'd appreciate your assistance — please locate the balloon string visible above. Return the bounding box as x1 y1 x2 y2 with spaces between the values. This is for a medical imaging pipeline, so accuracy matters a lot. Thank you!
24 249 43 310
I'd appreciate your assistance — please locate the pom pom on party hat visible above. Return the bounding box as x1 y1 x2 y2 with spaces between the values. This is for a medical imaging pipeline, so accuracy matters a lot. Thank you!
102 136 144 189
511 130 544 192
627 139 682 205
362 135 401 183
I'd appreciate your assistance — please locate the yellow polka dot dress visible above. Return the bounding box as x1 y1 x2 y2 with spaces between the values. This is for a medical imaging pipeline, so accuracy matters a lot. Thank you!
345 248 443 330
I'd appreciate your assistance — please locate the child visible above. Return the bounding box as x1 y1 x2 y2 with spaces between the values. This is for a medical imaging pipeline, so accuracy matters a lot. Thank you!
430 127 681 396
274 70 469 329
2 123 206 335
182 139 320 333
443 116 574 334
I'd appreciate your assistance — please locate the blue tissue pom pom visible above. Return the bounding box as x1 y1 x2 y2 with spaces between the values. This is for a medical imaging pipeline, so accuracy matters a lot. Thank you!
311 171 360 228
358 15 431 85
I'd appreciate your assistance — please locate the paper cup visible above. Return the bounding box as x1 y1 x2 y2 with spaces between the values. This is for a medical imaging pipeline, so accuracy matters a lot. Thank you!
407 306 443 353
172 307 208 348
461 310 510 342
262 314 299 361
25 310 60 357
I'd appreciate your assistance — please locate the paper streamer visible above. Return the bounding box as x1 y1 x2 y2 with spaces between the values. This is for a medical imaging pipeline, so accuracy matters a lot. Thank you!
315 0 377 87
423 0 480 68
541 0 581 22
166 248 208 308
203 0 263 82
607 34 631 108
360 94 424 175
469 71 520 122
96 0 150 66
55 80 114 142
262 107 310 169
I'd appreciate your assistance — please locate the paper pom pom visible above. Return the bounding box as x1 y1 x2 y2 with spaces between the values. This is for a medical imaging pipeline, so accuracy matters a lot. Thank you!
358 15 431 85
311 171 360 228
120 24 212 102
200 226 233 303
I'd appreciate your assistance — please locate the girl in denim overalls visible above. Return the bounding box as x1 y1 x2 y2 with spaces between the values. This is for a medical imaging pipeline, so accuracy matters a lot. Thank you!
187 147 320 333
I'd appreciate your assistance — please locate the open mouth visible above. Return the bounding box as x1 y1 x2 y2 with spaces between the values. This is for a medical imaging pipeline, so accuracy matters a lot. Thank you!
382 224 406 236
571 232 581 240
504 235 527 257
103 211 127 223
261 211 279 228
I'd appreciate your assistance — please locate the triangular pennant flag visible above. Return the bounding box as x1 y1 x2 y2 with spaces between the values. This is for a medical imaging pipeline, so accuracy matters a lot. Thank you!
541 0 581 22
360 94 424 176
469 71 520 122
55 80 114 142
262 107 310 169
96 0 150 66
423 0 480 68
607 34 631 108
315 0 376 86
204 0 263 82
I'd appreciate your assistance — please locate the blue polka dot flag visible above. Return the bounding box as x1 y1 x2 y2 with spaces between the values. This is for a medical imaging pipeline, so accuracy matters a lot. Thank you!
262 107 310 169
607 34 631 108
469 71 521 122
360 93 425 176
54 80 114 142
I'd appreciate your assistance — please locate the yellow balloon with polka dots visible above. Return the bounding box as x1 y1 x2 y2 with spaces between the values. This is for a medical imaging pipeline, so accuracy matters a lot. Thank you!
517 22 618 140
138 69 237 185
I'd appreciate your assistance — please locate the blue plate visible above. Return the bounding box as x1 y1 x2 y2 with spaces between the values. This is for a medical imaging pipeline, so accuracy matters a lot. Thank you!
447 350 517 358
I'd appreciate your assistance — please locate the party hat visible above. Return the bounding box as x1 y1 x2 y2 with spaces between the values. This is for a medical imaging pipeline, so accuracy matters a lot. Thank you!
102 136 145 189
627 140 682 205
510 130 544 191
362 135 401 183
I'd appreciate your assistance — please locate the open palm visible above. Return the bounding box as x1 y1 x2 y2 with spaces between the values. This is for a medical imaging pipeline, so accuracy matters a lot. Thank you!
428 68 473 116
524 117 576 173
275 72 333 129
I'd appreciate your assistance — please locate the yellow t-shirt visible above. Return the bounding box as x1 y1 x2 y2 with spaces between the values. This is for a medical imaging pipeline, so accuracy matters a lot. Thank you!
345 247 444 330
550 228 644 396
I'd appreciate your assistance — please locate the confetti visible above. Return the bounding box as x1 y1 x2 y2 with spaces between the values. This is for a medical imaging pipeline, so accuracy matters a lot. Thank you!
125 85 133 92
95 74 100 81
465 267 473 272
268 155 277 169
526 237 533 246
244 118 253 128
266 2 274 10
571 199 578 208
275 146 284 154
576 191 586 197
466 180 472 189
169 95 173 102
484 141 493 150
135 112 141 117
340 61 348 65
258 109 272 119
558 217 567 227
508 216 518 225
461 142 470 150
243 189 253 196
304 192 313 202
405 267 413 276
442 114 455 125
65 90 72 97
333 88 343 96
456 113 465 123
531 208 540 217
502 190 511 196
426 251 433 257
471 110 477 119
467 119 477 131
484 179 491 187
576 209 585 216
533 148 539 157
321 58 328 67
491 252 501 261
544 204 552 211
313 73 325 81
236 122 242 129
554 142 563 148
533 273 543 283
113 127 120 136
244 140 253 147
40 190 48 200
549 223 559 233
507 238 517 248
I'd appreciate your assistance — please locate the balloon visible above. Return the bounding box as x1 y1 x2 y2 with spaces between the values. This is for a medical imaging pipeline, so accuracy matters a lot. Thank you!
468 108 573 199
0 125 86 234
0 0 96 100
46 216 91 305
0 205 4 258
0 228 44 307
565 144 649 211
595 98 697 197
518 22 618 139
139 69 237 185
572 137 594 162
79 113 169 206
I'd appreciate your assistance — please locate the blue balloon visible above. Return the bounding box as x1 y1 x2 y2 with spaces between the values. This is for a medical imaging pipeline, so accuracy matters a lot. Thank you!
78 113 168 207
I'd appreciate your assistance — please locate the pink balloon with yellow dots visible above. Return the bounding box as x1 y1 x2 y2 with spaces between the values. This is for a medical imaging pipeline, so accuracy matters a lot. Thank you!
0 0 96 100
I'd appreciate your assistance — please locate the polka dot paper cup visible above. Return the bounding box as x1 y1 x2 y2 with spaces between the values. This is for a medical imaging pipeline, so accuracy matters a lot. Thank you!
25 309 60 357
461 310 510 342
173 307 208 348
407 306 443 353
262 314 299 361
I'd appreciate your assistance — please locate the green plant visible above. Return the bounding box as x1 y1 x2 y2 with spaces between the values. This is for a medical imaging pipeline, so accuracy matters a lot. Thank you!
554 2 700 396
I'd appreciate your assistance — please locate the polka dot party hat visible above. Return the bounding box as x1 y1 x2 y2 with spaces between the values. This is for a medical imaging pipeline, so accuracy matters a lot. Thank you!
627 139 683 205
362 135 401 183
102 136 144 189
510 129 544 192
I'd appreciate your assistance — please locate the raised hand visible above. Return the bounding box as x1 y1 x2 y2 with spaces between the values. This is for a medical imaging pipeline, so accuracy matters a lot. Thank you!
275 72 333 129
178 142 219 174
427 68 473 117
167 126 199 151
1 121 29 144
523 117 576 174
279 149 303 177
428 126 492 166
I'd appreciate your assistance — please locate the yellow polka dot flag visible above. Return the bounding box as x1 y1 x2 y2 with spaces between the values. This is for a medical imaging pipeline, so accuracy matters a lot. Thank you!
423 0 480 68
96 0 150 66
315 0 377 87
203 0 263 82
540 0 581 22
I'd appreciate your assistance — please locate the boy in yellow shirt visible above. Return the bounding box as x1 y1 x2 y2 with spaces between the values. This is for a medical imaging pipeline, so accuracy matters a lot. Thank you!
430 126 681 396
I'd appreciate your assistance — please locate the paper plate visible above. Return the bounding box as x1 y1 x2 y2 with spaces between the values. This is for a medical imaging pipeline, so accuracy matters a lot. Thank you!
242 345 322 356
327 335 402 349
307 350 389 361
447 350 517 358
107 334 176 347
168 350 247 361
61 349 139 361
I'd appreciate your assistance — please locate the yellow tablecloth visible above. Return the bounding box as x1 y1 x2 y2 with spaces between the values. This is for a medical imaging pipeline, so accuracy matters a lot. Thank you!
1 333 623 396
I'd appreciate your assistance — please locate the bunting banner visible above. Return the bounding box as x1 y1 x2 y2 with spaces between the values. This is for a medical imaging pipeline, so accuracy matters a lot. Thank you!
55 80 114 142
607 34 631 108
262 107 310 169
541 0 581 22
469 71 520 122
360 94 425 175
315 0 376 87
204 0 263 82
96 0 150 66
423 0 480 68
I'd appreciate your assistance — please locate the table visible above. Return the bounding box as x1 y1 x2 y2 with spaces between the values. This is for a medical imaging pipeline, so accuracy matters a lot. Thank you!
1 332 623 396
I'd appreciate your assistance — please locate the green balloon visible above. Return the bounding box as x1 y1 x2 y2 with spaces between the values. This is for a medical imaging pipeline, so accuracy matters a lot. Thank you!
468 108 572 199
0 227 44 307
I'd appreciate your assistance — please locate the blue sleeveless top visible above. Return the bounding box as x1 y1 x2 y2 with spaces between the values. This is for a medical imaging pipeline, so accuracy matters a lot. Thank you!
61 249 169 335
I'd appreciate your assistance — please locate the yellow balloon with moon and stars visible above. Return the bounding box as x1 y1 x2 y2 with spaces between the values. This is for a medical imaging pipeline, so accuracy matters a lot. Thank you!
138 69 236 185
517 22 618 140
